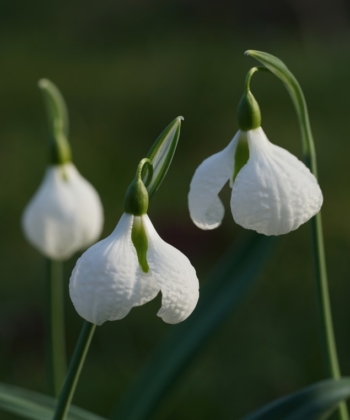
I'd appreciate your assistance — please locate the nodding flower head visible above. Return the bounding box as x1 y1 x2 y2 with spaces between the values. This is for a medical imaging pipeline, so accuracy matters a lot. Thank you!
22 79 103 260
188 88 323 236
70 159 199 325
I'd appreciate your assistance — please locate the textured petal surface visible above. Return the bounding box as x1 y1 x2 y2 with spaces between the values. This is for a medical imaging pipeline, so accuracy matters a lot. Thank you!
69 214 160 325
143 215 199 324
230 127 323 235
22 163 103 260
188 132 240 230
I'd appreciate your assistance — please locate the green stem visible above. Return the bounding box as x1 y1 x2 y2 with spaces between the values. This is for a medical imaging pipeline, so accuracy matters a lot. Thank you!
245 50 348 420
53 321 96 420
46 259 67 397
281 70 348 420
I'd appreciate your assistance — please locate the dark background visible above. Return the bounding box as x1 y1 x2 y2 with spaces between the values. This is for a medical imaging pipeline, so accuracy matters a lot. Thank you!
1 0 350 419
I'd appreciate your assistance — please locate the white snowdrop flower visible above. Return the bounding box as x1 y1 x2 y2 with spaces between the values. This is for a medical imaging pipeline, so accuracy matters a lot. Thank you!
188 89 323 236
70 159 199 325
22 163 104 260
22 79 104 260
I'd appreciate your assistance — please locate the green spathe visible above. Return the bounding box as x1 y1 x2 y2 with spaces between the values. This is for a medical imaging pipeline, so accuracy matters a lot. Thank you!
38 79 72 165
237 90 261 131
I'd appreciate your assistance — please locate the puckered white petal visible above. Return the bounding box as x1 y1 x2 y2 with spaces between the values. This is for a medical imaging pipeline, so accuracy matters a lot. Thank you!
69 213 160 326
22 163 104 260
230 127 323 235
143 216 199 324
188 132 240 230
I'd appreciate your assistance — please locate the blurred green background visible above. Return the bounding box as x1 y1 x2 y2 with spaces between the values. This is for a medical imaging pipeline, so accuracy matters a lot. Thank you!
1 0 350 419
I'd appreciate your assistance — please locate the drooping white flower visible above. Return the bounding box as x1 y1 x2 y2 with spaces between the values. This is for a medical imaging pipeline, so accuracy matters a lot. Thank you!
69 158 199 325
22 163 104 260
188 90 323 236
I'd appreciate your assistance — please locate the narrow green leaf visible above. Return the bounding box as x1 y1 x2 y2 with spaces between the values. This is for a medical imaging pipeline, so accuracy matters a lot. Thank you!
112 233 277 420
143 116 182 198
242 379 350 420
0 382 106 420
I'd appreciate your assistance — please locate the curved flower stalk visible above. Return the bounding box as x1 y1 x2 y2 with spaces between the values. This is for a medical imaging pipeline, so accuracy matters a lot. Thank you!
70 159 199 325
22 79 104 261
188 69 323 236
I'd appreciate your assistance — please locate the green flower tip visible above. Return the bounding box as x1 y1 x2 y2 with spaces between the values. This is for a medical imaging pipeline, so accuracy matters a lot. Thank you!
173 116 184 129
38 78 51 90
124 159 152 216
237 90 261 131
244 50 255 57
172 116 184 130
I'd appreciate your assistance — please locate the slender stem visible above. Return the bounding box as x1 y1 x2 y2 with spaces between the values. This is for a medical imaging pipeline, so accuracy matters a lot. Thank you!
288 76 349 420
53 321 96 420
245 51 349 420
310 214 349 420
46 259 67 397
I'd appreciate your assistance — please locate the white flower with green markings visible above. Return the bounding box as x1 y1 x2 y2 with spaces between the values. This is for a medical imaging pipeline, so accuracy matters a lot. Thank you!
189 75 323 236
70 119 199 326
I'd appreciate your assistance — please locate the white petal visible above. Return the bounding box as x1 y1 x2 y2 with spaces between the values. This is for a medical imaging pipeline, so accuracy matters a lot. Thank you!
230 127 323 235
22 163 104 260
64 164 104 248
188 132 240 230
143 215 199 324
69 214 160 326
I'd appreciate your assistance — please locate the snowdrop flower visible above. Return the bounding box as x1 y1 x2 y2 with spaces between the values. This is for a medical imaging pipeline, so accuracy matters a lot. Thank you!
22 79 104 260
70 159 199 325
189 86 323 236
22 163 104 260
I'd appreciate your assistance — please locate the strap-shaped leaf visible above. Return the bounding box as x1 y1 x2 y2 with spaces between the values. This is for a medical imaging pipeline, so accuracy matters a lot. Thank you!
242 379 350 420
0 382 106 420
144 116 182 198
112 233 276 420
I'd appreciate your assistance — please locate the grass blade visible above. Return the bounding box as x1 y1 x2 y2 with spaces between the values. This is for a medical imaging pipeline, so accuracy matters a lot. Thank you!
242 379 350 420
0 382 106 420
